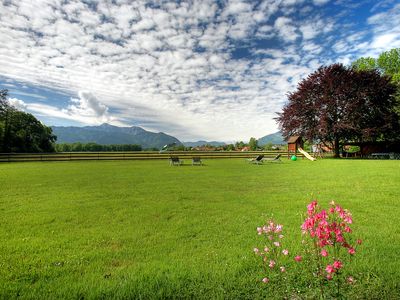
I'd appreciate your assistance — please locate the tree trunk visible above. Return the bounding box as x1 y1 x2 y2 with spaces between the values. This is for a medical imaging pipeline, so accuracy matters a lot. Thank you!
333 137 340 158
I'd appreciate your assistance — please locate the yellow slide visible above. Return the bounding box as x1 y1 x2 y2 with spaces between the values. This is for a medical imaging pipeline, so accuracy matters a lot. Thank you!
298 147 317 161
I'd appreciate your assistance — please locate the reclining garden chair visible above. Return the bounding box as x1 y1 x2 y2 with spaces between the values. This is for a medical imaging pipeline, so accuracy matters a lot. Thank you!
169 156 183 166
247 154 264 165
192 157 203 166
262 154 282 163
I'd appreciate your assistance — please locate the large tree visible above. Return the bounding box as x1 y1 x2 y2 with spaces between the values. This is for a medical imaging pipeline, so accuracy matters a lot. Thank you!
0 89 57 153
352 48 400 115
248 137 258 151
276 64 399 157
352 48 400 77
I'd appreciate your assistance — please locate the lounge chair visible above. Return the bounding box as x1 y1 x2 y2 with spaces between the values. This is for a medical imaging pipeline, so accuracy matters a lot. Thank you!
169 156 183 166
262 154 282 163
192 157 203 166
247 154 264 164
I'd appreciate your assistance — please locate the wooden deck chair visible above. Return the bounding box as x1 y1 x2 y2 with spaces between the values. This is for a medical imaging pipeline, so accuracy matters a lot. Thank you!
169 156 183 166
192 157 203 166
262 153 282 163
247 154 264 164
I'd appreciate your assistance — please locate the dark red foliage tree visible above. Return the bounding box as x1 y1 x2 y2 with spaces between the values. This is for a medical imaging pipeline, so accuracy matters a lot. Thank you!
276 64 399 157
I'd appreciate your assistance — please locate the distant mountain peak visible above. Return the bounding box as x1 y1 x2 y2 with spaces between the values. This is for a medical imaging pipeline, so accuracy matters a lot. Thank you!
51 124 182 149
99 123 115 127
257 131 284 145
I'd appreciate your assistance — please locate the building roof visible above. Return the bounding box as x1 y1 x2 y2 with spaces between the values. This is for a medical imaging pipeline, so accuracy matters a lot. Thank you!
287 136 302 143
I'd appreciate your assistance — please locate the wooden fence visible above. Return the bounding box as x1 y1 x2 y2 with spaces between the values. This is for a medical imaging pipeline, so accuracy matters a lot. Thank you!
0 151 310 163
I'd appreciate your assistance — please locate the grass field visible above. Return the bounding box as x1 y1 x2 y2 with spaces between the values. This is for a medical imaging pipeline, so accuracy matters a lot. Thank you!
1 158 399 299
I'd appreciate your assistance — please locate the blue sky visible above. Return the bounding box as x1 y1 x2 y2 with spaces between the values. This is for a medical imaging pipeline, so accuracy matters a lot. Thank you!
0 0 399 141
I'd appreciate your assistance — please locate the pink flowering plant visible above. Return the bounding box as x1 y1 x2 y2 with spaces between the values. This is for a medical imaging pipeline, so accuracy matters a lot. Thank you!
254 200 362 298
298 200 362 297
254 219 290 285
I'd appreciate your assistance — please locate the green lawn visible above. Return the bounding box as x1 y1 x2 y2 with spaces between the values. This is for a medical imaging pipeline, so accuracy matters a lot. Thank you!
0 158 399 299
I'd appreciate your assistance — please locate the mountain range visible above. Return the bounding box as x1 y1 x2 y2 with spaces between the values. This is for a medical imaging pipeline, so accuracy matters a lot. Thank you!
51 123 182 149
51 124 285 149
257 132 285 145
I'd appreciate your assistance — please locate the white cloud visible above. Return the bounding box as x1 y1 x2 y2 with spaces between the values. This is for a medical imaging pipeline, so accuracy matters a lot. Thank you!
370 33 400 50
332 40 350 53
336 2 400 59
8 97 27 110
365 3 400 54
302 42 323 54
225 1 253 15
67 92 109 120
274 17 299 42
300 23 321 40
313 0 330 6
9 93 124 127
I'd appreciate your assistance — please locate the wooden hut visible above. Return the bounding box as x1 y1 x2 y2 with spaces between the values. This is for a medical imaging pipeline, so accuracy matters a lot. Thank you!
287 136 303 158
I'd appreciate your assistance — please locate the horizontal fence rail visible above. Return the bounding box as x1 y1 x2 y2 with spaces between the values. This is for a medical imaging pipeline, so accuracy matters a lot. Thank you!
0 151 320 163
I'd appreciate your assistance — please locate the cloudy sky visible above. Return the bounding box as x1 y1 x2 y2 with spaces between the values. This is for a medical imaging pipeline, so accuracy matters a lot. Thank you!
0 0 399 141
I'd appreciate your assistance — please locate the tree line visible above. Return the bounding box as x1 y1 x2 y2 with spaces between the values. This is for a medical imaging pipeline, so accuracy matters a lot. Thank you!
55 143 142 152
0 89 56 153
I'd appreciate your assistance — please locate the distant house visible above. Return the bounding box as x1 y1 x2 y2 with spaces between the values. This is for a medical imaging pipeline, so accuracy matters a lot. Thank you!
241 146 250 152
345 141 400 157
193 146 214 151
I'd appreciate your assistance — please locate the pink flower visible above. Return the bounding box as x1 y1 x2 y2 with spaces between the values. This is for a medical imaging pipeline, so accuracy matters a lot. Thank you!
282 249 289 256
348 248 356 255
275 224 283 232
269 260 276 268
326 264 335 274
319 219 328 227
357 239 362 245
333 260 343 269
307 201 318 215
264 247 269 253
253 248 259 254
280 266 286 272
294 256 302 262
320 249 328 257
336 234 344 243
344 226 352 233
326 274 333 280
347 276 355 284
344 215 353 224
273 241 280 247
257 227 263 235
262 277 269 283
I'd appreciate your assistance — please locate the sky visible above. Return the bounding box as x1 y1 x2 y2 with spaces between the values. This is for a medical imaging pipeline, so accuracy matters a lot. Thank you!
0 0 399 142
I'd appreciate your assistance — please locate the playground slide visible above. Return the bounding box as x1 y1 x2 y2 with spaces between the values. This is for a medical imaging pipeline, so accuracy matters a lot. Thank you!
298 147 317 161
